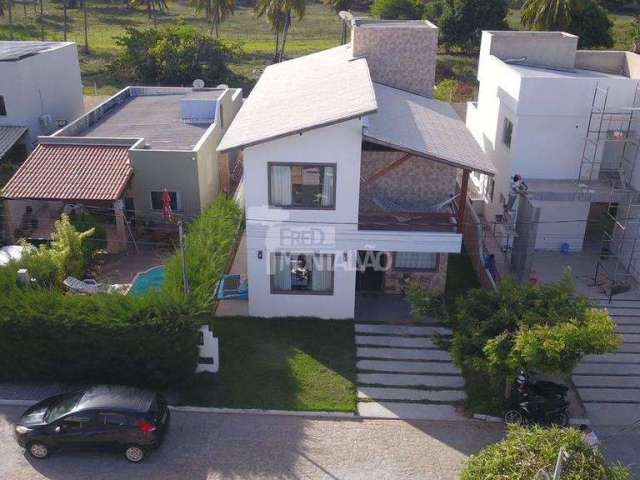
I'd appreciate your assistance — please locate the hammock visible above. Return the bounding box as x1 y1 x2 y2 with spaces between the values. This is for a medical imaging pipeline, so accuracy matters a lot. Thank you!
372 188 459 214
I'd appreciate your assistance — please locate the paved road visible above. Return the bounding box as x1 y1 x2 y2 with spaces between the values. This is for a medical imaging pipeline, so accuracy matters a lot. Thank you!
0 406 503 480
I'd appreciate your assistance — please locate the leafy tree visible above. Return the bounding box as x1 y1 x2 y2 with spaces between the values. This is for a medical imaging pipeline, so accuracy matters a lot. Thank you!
370 0 422 19
439 0 508 50
112 25 236 85
192 0 236 37
461 425 631 480
630 15 640 53
255 0 305 62
521 0 613 48
444 271 619 381
568 0 612 48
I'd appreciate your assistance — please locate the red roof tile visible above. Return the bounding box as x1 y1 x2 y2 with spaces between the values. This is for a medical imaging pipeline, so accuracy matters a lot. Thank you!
2 143 133 201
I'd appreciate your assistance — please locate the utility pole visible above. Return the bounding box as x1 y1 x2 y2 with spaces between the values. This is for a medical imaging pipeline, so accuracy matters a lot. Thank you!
179 221 189 295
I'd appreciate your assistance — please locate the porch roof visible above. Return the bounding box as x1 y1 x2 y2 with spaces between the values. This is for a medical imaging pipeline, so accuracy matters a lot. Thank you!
2 143 133 201
364 83 496 176
0 126 27 160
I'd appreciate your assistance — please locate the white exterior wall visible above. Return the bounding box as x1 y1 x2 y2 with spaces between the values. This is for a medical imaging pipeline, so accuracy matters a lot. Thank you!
467 45 640 223
533 200 590 251
0 43 83 149
243 119 462 319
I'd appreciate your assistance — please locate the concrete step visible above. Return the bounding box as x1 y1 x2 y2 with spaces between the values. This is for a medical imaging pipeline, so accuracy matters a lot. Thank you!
584 402 640 426
357 359 459 375
355 335 437 348
618 343 640 353
594 299 640 309
357 387 466 402
577 388 640 403
574 362 640 376
616 325 640 334
357 373 465 389
357 347 451 361
582 352 640 363
357 401 466 421
623 334 640 343
573 375 640 388
612 316 640 325
355 324 452 337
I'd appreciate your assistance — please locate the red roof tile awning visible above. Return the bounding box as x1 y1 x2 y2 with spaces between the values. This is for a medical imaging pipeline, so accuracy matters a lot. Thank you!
2 143 133 202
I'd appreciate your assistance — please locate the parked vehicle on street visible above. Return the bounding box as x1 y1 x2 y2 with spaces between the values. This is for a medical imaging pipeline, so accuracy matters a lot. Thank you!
505 371 570 426
14 385 170 463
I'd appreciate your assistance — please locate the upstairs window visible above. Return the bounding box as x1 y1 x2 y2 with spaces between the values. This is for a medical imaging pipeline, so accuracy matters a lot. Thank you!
269 163 335 209
502 117 513 149
0 96 6 116
150 191 183 212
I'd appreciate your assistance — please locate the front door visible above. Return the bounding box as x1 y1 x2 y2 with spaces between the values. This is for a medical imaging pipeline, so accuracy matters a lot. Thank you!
357 251 388 292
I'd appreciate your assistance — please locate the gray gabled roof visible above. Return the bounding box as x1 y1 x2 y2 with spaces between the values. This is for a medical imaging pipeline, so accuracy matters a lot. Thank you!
0 126 27 159
365 83 495 175
218 45 377 152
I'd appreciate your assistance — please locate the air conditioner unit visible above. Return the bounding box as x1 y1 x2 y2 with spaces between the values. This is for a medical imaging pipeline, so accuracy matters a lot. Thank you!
38 114 53 130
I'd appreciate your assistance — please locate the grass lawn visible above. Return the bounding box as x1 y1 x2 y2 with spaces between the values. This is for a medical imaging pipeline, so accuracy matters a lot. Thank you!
178 316 357 412
0 0 347 94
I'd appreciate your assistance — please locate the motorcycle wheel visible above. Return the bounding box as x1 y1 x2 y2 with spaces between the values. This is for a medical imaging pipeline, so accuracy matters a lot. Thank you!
549 411 569 427
504 410 525 425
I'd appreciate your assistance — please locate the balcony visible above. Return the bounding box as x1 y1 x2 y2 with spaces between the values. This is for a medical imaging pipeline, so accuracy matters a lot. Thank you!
358 210 457 232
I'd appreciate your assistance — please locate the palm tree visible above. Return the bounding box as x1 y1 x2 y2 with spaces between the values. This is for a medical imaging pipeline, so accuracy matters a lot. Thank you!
521 0 574 30
255 0 305 62
322 0 350 15
193 0 235 38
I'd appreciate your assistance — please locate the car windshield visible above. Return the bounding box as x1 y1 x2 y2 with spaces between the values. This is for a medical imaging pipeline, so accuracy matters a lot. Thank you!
45 392 83 423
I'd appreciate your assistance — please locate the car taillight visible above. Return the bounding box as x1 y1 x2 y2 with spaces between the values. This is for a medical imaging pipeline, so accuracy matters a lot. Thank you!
137 420 157 433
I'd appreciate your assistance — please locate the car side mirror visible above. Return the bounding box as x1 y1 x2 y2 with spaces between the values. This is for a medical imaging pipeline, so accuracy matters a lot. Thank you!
54 426 62 433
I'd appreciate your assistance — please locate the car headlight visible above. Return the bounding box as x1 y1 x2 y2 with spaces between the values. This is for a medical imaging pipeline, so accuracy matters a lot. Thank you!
15 425 32 434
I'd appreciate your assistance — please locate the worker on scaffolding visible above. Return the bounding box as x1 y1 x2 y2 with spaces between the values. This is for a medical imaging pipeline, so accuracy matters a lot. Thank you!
506 174 528 213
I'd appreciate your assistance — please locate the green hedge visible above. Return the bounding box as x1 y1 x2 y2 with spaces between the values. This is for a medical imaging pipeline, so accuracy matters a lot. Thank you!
0 265 199 388
461 425 631 480
164 195 244 312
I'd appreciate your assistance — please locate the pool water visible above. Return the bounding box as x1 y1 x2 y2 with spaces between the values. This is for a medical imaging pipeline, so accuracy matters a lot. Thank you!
128 266 166 296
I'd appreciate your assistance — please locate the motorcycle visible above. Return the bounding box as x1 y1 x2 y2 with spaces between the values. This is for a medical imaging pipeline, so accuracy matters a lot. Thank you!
504 370 570 427
515 369 568 399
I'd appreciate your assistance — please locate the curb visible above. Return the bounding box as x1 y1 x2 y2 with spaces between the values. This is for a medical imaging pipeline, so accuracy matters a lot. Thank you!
168 405 357 418
0 399 356 419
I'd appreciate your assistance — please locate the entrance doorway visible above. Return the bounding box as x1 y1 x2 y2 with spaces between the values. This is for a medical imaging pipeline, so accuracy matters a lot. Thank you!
356 250 388 292
585 202 617 252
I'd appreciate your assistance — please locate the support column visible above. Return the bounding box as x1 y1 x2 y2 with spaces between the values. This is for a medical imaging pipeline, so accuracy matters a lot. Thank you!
112 199 127 253
458 169 470 234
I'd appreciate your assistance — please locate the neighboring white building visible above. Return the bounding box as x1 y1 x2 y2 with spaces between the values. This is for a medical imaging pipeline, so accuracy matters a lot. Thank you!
0 41 84 160
467 31 640 282
218 19 494 319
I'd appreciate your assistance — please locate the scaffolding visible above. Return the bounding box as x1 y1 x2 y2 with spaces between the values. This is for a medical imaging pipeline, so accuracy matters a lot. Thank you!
579 84 640 187
588 83 640 298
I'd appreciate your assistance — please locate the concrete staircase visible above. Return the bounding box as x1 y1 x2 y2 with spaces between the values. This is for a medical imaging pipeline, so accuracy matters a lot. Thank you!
355 323 467 420
572 299 640 426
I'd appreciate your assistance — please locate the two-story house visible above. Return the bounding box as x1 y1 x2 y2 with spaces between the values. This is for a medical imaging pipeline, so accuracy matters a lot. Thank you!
0 41 84 161
218 19 494 319
467 31 640 284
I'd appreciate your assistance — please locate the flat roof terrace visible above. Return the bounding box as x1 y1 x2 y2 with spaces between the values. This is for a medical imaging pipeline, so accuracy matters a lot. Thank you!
79 93 219 151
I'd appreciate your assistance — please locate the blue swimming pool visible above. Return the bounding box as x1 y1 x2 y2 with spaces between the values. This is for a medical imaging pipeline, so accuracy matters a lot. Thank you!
128 265 166 296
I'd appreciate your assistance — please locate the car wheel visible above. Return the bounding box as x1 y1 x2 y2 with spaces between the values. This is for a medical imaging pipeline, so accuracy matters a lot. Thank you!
27 442 49 459
549 411 570 427
504 409 525 425
124 445 145 463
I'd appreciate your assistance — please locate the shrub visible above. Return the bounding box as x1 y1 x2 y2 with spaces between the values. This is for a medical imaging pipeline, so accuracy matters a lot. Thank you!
0 264 198 388
449 270 620 381
19 215 95 287
404 282 445 319
461 425 631 480
112 24 238 85
433 79 476 102
164 195 243 313
70 211 107 262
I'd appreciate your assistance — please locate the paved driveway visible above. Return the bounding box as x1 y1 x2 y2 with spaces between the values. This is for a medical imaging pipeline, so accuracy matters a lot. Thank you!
0 406 503 480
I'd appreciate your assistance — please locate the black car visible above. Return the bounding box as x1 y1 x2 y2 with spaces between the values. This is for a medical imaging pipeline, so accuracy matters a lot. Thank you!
14 385 170 463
